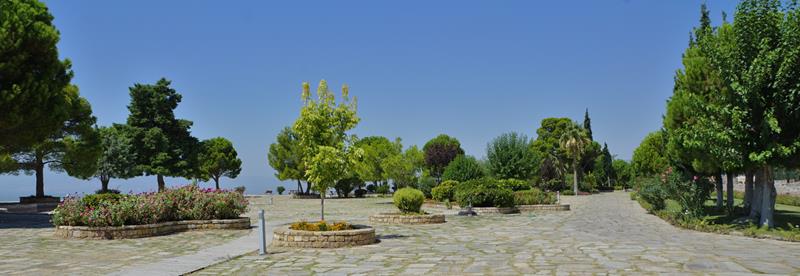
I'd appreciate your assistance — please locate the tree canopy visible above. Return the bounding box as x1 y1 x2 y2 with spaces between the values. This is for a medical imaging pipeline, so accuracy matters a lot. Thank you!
353 136 400 186
93 124 138 193
632 130 669 177
197 137 242 190
487 132 536 180
442 155 485 182
126 78 199 191
0 0 78 152
423 134 464 181
268 127 307 193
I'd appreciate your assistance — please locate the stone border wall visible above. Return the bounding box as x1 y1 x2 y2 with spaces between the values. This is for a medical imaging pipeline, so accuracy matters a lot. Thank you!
272 225 376 248
517 204 570 212
470 207 519 215
369 213 446 224
55 217 251 240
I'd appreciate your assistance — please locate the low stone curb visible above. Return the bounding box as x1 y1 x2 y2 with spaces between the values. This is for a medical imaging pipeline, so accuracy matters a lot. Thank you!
369 213 446 224
271 225 376 248
469 207 520 215
517 204 571 212
55 217 251 239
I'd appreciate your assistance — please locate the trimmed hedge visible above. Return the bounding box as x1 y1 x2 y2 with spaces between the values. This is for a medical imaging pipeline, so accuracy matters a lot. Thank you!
454 178 514 208
513 189 556 205
393 188 425 214
431 180 458 202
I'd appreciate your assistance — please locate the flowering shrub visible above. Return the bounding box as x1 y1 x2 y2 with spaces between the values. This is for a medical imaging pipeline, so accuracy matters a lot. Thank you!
52 185 248 227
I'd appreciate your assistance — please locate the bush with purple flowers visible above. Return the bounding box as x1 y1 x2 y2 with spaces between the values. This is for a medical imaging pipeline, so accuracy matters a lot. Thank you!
52 185 248 227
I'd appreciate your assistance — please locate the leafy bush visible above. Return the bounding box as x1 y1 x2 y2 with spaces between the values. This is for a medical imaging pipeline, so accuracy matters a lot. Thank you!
277 186 285 195
513 189 556 205
366 184 376 192
636 177 666 211
234 186 246 194
417 176 437 198
498 179 531 191
290 221 353 231
454 178 514 208
354 189 367 198
442 155 485 182
561 189 575 196
393 187 425 214
375 184 390 195
52 185 248 227
431 180 458 202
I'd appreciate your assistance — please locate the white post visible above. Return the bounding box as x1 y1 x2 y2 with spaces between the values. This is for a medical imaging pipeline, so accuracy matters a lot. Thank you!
557 191 561 205
258 209 266 255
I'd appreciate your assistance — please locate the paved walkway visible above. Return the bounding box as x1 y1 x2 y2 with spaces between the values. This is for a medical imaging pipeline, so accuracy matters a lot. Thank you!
192 192 800 275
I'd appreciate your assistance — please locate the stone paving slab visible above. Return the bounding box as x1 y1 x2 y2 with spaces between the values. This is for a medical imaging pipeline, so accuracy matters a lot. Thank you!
190 192 800 275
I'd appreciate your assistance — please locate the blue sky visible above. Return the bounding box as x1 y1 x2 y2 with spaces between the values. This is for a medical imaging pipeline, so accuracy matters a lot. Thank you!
0 0 738 200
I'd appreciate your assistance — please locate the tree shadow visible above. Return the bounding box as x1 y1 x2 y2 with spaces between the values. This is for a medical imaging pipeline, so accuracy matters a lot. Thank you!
0 213 53 229
376 233 409 240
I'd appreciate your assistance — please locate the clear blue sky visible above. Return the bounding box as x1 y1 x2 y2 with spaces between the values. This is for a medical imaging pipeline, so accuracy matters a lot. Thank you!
0 0 738 200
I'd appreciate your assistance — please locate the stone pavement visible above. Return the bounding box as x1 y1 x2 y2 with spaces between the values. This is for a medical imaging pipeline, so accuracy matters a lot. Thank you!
192 192 800 275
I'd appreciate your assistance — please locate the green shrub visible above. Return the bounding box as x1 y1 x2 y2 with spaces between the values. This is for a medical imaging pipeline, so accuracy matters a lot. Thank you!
442 155 485 182
375 184 390 195
637 177 666 211
454 178 514 208
662 199 683 219
561 189 575 196
81 193 128 209
393 187 425 214
354 189 367 198
431 180 458 202
417 176 436 198
513 189 556 205
277 186 285 195
498 179 531 191
234 186 246 194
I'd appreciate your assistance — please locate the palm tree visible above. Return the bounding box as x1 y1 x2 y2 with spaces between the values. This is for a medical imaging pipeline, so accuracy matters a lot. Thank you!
560 125 590 195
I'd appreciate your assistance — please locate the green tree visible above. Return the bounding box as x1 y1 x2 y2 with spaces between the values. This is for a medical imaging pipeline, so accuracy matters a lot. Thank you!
423 134 464 182
632 130 669 177
442 155 485 182
0 0 78 153
530 118 580 187
487 132 536 180
593 143 614 189
560 125 590 195
612 159 632 189
583 108 593 141
2 86 99 197
382 144 424 189
268 127 308 194
700 0 800 227
292 80 360 220
93 125 138 193
354 136 400 188
277 186 285 195
197 137 242 190
126 78 199 191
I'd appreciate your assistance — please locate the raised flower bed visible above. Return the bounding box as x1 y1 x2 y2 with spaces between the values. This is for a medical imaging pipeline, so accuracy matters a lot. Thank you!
272 221 376 248
514 189 569 212
370 187 446 224
52 185 249 239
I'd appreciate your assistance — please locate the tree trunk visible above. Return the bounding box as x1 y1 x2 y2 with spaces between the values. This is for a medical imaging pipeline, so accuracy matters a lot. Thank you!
715 173 723 209
296 180 304 194
573 166 579 196
101 177 110 193
306 181 312 195
157 175 165 192
759 166 776 228
35 161 45 198
214 177 220 190
749 172 763 220
726 172 734 213
744 171 754 214
320 193 325 221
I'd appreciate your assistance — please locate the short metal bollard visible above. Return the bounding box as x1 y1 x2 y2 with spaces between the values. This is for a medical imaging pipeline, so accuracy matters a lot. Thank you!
557 191 560 204
258 209 266 255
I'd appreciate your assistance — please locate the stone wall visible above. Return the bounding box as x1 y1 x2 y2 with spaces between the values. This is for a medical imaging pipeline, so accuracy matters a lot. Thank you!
54 217 251 240
470 207 519 215
271 225 376 248
728 176 800 195
369 213 446 224
517 204 570 212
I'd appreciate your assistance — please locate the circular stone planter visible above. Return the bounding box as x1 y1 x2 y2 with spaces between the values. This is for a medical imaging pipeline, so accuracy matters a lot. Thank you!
271 225 376 248
467 207 519 215
55 217 251 240
369 213 445 224
517 204 570 212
